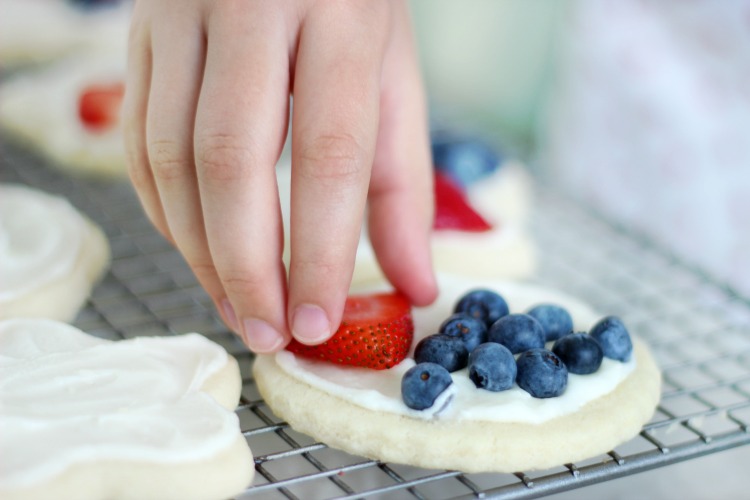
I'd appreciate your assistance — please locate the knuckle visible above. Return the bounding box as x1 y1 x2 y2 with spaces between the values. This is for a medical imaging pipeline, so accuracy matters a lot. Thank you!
191 260 218 277
196 132 255 183
148 139 190 181
292 255 342 278
189 260 223 292
220 272 266 299
298 132 365 185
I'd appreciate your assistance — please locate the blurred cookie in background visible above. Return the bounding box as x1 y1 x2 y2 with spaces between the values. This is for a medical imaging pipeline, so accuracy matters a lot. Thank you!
0 0 130 67
0 183 110 322
0 53 127 177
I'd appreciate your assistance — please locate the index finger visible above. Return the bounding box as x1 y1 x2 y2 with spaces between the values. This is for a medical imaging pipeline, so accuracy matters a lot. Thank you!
287 1 391 345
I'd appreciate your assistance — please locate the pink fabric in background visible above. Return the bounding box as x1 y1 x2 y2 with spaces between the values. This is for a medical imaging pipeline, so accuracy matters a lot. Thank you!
544 0 750 296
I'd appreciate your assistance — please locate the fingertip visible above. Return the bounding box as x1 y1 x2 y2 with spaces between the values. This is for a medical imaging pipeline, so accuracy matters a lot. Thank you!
242 317 289 354
393 244 438 308
407 266 438 307
290 303 332 345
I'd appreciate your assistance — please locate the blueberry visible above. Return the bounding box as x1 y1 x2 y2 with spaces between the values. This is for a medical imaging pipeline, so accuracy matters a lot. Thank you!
414 334 468 372
487 314 545 354
401 362 453 410
431 135 502 188
515 349 568 398
552 333 603 375
454 289 509 327
589 316 633 362
468 343 516 392
527 304 574 341
439 313 488 352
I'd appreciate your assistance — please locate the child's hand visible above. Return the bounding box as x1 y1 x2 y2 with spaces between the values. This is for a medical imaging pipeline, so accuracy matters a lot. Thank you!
123 0 437 353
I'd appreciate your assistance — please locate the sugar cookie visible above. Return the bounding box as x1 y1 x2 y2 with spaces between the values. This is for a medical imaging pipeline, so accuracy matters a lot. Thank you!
0 319 253 500
0 55 126 177
0 184 110 321
254 276 660 472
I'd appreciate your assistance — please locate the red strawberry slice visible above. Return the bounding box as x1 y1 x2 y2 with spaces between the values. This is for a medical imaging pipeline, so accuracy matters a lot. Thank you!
433 172 493 232
286 292 414 370
78 82 125 132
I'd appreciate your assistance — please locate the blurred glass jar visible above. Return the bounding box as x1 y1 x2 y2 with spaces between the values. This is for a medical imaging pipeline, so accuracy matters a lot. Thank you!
410 0 562 157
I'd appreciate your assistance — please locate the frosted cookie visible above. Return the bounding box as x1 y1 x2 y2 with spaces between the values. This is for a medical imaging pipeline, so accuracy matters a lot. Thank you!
254 275 661 473
0 54 127 177
430 132 533 225
276 151 536 283
0 184 110 321
355 164 536 283
422 134 535 280
0 0 129 66
0 319 254 500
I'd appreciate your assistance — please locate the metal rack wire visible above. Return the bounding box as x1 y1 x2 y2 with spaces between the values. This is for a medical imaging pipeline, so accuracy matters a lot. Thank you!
2 139 749 499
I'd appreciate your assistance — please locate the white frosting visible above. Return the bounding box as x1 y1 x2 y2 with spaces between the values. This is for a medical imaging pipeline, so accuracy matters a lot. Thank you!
468 160 532 226
425 221 524 253
0 53 127 176
0 185 87 302
0 319 240 491
270 275 635 424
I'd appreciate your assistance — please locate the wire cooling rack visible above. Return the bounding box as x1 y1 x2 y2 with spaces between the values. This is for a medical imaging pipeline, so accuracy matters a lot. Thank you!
2 138 749 499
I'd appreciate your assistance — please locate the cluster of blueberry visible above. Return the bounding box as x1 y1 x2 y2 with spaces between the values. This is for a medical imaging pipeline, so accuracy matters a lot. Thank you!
401 290 634 410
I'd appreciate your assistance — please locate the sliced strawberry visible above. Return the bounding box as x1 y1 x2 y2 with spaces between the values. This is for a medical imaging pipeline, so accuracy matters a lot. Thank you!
286 292 414 370
433 171 493 232
78 82 125 132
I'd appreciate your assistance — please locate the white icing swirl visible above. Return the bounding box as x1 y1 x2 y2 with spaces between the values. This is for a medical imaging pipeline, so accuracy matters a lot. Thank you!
0 319 240 491
271 275 635 424
0 184 86 302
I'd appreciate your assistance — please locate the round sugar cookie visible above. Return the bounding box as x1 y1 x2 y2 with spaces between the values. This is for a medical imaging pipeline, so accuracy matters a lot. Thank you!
0 54 127 177
0 184 111 321
0 319 254 500
254 277 661 473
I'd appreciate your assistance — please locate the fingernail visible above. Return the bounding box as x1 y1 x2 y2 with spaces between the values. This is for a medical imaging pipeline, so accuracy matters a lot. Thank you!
221 299 239 331
292 304 330 344
242 318 284 353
